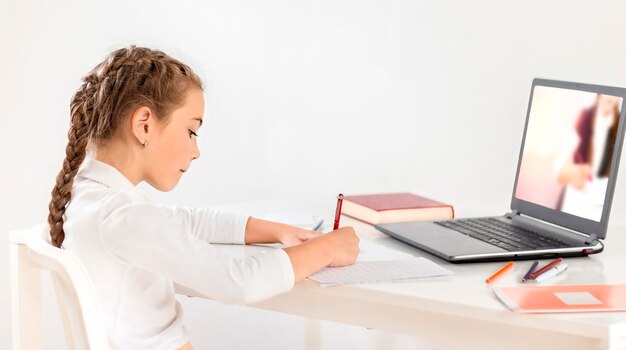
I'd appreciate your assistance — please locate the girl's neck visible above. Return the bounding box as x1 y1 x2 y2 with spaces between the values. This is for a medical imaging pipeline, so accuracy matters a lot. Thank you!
92 138 144 186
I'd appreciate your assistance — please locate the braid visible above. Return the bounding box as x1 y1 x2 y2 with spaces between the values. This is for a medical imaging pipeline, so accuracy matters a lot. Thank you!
47 88 92 248
47 45 202 248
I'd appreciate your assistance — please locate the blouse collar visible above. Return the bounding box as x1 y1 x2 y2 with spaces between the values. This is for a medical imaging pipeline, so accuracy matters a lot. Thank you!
76 158 135 190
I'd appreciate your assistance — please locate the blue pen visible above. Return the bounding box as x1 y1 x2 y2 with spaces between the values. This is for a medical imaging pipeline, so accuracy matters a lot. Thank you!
312 218 325 231
522 261 539 282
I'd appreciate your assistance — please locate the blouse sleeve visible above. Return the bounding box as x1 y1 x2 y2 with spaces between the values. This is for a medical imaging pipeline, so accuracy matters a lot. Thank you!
163 206 249 244
99 202 295 305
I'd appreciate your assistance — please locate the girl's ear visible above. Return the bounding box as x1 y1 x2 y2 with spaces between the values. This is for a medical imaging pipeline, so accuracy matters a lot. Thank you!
129 106 155 146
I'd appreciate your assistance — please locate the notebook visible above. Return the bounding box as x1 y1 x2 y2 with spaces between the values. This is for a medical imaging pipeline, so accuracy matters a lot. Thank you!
309 240 453 286
376 78 626 262
491 284 626 313
309 258 453 286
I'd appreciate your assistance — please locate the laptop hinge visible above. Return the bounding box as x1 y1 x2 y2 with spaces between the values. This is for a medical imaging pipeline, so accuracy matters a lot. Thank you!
505 210 520 219
585 233 598 245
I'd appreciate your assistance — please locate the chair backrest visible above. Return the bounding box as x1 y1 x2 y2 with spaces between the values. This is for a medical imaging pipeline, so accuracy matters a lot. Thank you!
10 224 110 350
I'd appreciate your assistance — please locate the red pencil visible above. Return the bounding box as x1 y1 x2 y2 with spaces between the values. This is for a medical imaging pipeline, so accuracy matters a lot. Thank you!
529 258 564 280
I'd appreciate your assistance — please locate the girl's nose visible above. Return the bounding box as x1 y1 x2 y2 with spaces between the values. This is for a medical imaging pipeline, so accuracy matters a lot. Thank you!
192 142 200 160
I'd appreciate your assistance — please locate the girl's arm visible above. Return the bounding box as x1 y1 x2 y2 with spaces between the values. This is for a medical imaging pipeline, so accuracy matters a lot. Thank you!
245 217 360 282
102 203 295 305
166 206 248 244
283 227 359 281
244 217 321 246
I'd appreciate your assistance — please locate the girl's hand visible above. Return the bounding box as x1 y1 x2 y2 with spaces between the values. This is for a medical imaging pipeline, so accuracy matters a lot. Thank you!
283 226 360 281
325 226 359 267
278 228 323 247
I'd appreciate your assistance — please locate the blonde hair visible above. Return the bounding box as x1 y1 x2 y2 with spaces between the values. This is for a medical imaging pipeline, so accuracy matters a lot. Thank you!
48 46 203 248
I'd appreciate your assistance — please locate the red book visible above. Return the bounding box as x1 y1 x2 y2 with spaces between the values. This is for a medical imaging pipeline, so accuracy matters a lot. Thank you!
341 192 454 225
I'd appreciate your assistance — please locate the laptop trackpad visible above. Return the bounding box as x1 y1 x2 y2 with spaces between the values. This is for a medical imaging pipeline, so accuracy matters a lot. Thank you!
376 221 506 257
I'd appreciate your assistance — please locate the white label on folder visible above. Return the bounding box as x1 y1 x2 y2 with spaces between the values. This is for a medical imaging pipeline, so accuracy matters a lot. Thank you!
555 292 602 305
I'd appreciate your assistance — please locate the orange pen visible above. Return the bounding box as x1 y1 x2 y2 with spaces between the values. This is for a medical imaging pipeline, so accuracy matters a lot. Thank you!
485 261 515 284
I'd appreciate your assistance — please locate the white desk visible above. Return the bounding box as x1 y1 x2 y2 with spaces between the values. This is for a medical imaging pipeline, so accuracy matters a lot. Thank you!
177 214 626 350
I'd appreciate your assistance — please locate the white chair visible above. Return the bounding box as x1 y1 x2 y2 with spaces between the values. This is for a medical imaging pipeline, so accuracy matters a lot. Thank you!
10 224 110 350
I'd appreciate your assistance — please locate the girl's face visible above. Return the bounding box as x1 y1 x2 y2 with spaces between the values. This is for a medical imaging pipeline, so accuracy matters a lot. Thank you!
144 88 204 191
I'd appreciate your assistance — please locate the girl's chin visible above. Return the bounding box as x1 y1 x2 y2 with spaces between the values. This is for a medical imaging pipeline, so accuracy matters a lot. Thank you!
148 177 181 192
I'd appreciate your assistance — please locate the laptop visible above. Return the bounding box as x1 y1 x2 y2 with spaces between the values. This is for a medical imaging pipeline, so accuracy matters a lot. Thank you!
375 78 626 262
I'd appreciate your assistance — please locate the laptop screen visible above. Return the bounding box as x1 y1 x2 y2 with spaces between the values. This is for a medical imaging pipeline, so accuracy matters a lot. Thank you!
514 86 622 222
512 80 625 235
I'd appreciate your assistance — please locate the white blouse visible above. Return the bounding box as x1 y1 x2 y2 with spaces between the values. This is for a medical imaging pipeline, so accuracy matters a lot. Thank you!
63 158 295 349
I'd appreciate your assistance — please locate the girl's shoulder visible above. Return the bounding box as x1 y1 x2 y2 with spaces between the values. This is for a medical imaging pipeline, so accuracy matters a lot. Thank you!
100 187 157 216
70 179 157 220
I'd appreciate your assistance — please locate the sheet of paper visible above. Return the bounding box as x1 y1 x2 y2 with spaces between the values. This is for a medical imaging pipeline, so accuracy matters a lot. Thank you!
309 257 453 286
357 239 414 262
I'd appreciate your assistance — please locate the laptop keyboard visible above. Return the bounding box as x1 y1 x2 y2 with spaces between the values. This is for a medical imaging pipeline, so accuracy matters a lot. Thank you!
435 217 573 251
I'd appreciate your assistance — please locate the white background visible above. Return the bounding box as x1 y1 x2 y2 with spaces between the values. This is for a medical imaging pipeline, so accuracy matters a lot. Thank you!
2 0 626 348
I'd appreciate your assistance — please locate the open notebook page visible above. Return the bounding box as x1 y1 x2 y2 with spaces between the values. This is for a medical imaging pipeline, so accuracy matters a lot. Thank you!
310 240 453 286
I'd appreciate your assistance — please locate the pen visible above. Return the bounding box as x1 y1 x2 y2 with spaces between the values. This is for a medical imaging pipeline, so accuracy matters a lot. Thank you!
529 258 563 280
485 261 514 284
312 218 325 231
534 263 569 283
333 194 344 230
522 260 539 283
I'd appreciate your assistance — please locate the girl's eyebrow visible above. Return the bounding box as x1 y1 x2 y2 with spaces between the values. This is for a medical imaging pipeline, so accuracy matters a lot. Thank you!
193 117 203 126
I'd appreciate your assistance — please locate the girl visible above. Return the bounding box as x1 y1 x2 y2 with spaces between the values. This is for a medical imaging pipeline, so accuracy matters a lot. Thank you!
47 46 359 350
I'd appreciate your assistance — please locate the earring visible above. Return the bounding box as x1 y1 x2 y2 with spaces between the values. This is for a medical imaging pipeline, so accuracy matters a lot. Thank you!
143 140 148 147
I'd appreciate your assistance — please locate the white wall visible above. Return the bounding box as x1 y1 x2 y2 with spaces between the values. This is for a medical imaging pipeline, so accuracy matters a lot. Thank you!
2 0 626 348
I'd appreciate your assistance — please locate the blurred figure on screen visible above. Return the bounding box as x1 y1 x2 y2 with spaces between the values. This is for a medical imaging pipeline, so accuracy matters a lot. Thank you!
555 93 621 219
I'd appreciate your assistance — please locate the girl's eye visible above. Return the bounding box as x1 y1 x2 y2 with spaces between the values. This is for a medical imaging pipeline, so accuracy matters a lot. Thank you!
188 129 198 138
